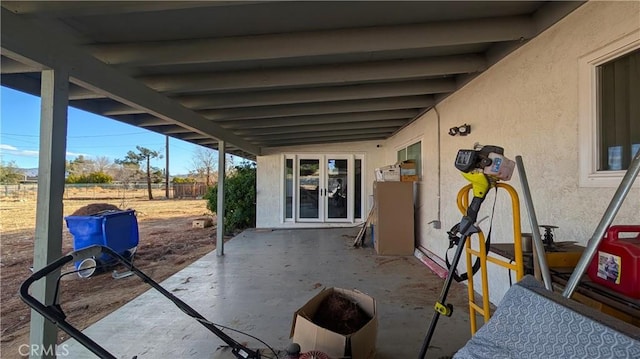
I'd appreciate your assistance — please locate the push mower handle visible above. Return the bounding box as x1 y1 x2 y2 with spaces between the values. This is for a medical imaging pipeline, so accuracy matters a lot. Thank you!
20 245 126 306
20 245 261 359
21 245 110 285
19 245 119 359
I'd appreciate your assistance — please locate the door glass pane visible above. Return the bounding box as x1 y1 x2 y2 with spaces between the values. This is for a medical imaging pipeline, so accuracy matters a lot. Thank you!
299 159 320 218
327 159 348 219
355 159 362 219
285 159 293 219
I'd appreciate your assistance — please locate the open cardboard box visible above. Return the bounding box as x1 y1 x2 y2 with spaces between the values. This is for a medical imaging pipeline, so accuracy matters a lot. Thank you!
374 165 400 182
290 287 378 359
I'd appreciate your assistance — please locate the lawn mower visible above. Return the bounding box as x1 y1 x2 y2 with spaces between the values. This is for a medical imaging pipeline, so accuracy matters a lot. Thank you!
20 245 333 359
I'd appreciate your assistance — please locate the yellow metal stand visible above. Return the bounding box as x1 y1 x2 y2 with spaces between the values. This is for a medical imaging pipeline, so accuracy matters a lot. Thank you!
456 183 524 334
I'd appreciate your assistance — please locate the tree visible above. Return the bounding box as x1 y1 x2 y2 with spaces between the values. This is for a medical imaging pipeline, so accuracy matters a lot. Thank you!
93 156 116 174
189 149 237 186
67 155 94 177
191 147 217 186
116 146 162 200
151 167 164 184
67 155 120 180
0 161 24 184
190 151 239 185
114 162 141 185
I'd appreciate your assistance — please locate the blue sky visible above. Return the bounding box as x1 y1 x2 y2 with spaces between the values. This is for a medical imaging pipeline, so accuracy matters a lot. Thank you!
1 86 219 175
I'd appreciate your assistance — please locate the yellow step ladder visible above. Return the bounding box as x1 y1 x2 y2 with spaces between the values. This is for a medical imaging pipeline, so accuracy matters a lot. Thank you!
456 182 524 333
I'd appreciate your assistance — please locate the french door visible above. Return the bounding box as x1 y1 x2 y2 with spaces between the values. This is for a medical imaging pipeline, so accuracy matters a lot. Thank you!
294 155 355 223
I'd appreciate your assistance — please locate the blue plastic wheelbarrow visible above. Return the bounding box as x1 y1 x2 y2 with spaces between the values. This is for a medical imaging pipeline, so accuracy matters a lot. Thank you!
64 209 139 278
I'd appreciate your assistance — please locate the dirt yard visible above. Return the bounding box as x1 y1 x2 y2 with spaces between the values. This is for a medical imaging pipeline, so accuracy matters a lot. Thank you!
0 195 220 358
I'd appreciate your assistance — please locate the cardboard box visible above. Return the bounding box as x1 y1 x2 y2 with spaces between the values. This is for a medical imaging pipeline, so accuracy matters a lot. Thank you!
374 165 400 182
382 168 400 182
399 160 418 182
373 181 415 255
401 175 419 182
398 160 416 174
376 161 418 182
290 288 378 359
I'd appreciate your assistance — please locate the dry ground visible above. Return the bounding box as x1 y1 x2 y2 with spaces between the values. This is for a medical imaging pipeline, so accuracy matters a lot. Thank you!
0 194 219 358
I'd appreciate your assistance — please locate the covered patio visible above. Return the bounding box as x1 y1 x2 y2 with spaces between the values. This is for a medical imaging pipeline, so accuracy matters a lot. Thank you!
4 1 640 358
62 228 472 358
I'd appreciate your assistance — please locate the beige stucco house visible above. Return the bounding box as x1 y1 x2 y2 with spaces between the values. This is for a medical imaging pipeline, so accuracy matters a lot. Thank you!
256 1 640 302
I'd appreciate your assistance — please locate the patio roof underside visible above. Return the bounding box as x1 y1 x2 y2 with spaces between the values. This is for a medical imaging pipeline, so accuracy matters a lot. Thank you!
1 1 584 160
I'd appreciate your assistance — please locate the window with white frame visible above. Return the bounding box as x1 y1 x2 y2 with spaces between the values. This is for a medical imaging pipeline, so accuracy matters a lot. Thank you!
579 33 640 187
397 140 422 179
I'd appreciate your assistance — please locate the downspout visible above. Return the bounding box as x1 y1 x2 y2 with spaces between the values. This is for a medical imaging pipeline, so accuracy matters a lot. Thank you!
430 106 442 229
419 105 446 279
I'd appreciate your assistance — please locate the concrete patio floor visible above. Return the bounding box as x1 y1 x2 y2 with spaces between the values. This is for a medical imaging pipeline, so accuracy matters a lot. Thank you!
63 227 473 358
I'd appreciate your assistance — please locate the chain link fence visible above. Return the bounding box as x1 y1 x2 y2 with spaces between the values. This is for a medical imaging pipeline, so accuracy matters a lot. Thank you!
1 183 209 201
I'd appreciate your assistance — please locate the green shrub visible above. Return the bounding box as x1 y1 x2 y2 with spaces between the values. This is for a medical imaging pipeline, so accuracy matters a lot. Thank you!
204 162 256 234
173 177 197 184
66 171 113 184
87 171 113 183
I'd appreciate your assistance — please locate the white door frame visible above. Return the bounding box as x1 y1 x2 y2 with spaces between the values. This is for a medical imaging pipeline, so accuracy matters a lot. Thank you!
287 154 358 223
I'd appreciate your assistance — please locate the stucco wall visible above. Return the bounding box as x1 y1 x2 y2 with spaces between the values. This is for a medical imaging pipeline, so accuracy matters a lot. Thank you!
257 141 384 228
386 0 640 303
255 1 639 303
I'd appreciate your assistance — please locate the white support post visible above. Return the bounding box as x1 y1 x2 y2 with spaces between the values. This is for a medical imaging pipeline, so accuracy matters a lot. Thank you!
29 69 69 359
217 141 226 256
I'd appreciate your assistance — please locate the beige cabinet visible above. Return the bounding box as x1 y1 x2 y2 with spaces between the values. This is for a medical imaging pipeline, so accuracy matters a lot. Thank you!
373 181 415 255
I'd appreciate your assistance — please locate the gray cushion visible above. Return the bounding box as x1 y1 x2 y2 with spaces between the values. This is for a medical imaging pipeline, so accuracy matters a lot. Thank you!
454 275 640 359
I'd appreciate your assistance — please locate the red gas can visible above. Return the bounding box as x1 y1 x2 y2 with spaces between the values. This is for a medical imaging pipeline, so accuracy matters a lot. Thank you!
587 225 640 299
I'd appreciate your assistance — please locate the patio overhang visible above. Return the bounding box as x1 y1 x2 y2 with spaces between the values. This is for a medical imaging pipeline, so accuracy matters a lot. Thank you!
1 1 585 160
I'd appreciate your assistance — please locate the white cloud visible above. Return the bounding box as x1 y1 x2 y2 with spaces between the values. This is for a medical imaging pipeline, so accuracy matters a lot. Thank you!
0 144 18 151
0 143 39 157
0 144 88 158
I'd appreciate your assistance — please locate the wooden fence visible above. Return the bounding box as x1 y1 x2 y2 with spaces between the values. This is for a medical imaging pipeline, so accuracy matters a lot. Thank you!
173 183 209 198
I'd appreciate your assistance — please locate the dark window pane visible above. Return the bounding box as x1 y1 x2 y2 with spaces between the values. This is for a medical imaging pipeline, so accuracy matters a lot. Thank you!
355 159 362 219
285 159 293 218
407 141 422 179
598 49 640 171
397 148 406 162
